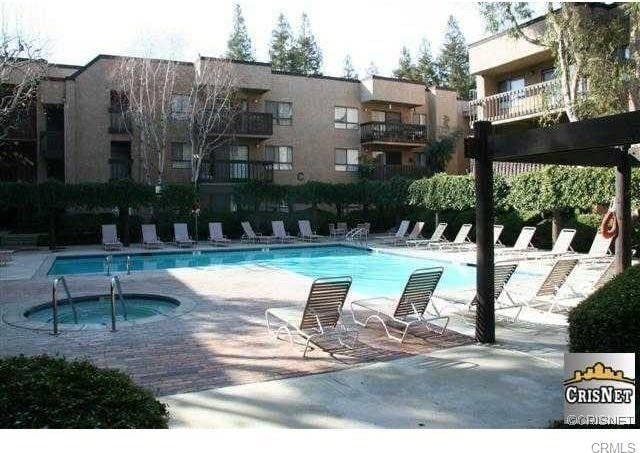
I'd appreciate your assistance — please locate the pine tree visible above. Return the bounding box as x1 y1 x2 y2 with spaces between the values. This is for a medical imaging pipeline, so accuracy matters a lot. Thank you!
290 13 323 75
342 54 358 79
436 16 474 98
365 61 379 77
225 4 255 61
416 38 440 86
269 13 294 71
392 46 420 81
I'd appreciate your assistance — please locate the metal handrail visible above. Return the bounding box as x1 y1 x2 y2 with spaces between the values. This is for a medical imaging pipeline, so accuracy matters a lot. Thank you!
113 274 128 320
345 227 368 247
105 255 112 276
126 255 131 275
108 276 125 332
51 276 78 335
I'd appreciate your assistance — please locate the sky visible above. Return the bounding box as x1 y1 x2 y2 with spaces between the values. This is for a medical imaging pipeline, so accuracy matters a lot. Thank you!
3 0 541 77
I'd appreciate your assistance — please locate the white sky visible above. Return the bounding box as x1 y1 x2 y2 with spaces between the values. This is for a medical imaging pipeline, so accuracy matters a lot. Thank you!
3 0 544 77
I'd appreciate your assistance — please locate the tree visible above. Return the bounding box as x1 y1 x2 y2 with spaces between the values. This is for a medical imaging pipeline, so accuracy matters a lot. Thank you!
366 61 379 77
478 2 629 121
436 16 474 99
416 38 440 86
188 59 237 184
622 3 640 111
112 57 178 186
342 54 358 79
269 13 294 71
225 4 255 61
290 13 323 75
392 46 420 81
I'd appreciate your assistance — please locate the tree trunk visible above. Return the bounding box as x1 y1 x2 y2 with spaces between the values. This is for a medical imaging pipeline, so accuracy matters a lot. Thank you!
119 207 131 247
551 209 564 243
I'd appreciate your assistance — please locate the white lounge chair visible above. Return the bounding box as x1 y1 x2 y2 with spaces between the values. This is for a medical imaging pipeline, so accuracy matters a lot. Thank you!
430 224 473 250
173 223 195 248
377 220 410 244
446 225 504 252
298 220 326 241
514 258 580 314
101 224 123 251
406 222 447 247
265 276 357 357
0 249 14 266
467 263 524 322
351 267 449 342
500 228 576 261
241 221 275 243
208 222 231 246
272 221 296 243
565 232 613 261
495 226 537 255
141 224 164 249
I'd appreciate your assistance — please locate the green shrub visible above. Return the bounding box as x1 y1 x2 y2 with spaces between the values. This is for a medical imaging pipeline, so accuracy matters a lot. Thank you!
568 265 640 427
0 355 169 428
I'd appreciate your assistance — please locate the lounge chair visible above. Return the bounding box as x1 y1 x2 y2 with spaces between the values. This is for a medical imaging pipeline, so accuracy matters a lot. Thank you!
0 249 14 266
208 222 231 246
298 220 326 241
173 223 195 248
517 258 580 314
272 221 296 243
141 224 164 249
265 276 357 357
406 222 447 247
101 224 123 251
446 225 504 252
499 228 576 262
241 221 275 243
566 232 613 261
467 263 523 322
430 224 473 250
377 220 410 244
350 267 449 342
495 226 537 255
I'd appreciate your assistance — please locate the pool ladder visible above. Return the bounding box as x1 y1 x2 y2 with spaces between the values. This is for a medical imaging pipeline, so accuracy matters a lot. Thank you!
345 227 368 247
105 255 132 276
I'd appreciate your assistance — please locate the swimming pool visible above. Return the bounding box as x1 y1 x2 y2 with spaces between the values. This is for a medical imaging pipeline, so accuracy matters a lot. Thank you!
48 245 476 297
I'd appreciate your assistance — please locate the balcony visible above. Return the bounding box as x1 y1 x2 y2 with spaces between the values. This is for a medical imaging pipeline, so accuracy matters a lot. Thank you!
360 122 428 146
199 159 273 183
468 79 562 125
109 109 131 134
40 131 64 160
362 164 432 181
212 111 273 137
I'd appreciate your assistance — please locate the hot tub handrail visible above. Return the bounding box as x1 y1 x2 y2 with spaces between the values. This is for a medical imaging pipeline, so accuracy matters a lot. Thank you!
105 255 112 276
51 276 78 335
112 274 128 320
108 276 121 332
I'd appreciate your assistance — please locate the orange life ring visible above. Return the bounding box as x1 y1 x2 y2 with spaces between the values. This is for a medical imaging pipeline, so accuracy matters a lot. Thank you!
600 211 618 239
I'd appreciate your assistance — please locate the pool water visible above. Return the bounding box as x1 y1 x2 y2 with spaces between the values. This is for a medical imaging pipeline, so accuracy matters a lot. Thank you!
25 294 180 325
48 245 476 297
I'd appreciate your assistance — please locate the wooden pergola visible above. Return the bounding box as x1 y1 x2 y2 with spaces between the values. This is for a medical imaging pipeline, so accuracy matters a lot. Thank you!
465 110 640 343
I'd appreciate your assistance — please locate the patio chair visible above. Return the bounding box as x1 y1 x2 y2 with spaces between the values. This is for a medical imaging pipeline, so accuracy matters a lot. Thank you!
356 222 371 238
395 221 425 246
350 267 449 342
564 232 613 261
265 276 357 357
377 220 410 244
430 224 473 250
0 249 14 266
173 223 195 248
467 263 523 322
520 258 580 314
101 224 123 251
406 222 448 247
298 220 326 241
445 225 504 252
499 228 576 262
329 223 347 239
495 226 537 255
141 224 164 249
272 221 296 243
208 222 232 246
241 221 275 243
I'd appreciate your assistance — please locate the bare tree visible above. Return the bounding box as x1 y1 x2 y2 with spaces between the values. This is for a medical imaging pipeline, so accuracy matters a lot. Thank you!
112 57 178 186
188 58 237 184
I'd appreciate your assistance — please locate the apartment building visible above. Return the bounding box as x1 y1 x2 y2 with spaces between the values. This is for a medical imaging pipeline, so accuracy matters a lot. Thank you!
0 54 468 209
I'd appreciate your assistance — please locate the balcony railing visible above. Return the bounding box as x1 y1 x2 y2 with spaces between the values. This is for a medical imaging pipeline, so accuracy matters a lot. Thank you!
360 122 428 145
212 111 273 137
40 131 64 160
199 159 273 183
109 109 131 134
362 164 432 181
468 79 562 124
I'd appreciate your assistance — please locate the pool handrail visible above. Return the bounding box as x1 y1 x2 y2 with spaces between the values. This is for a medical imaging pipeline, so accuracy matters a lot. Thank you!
51 276 78 335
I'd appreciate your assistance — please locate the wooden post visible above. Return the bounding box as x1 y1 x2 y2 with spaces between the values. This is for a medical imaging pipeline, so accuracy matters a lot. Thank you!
473 121 495 344
615 145 632 273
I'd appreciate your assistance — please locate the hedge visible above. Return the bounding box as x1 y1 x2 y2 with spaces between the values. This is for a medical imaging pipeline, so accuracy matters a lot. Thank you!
0 355 169 428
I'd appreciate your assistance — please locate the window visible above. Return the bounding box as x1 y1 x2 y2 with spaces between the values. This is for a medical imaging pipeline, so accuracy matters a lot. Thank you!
265 145 293 170
171 142 192 169
109 90 129 111
541 68 556 82
109 142 131 180
334 107 358 129
413 113 426 125
265 101 292 125
170 95 190 119
498 77 525 93
371 110 386 122
335 148 359 172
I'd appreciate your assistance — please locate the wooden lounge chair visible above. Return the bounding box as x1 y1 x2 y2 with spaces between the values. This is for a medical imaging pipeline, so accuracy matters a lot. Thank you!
467 263 523 322
272 221 296 243
141 224 164 249
265 276 357 357
298 220 326 241
173 223 195 248
101 224 123 251
208 222 232 246
350 267 449 342
241 221 275 243
406 222 447 247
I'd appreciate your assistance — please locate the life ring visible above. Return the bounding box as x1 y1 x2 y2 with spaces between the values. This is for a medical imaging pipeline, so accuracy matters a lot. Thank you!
600 211 618 239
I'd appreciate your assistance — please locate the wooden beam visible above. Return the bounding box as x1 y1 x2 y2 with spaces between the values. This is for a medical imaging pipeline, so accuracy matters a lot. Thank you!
615 146 632 273
488 110 640 161
473 121 495 344
492 147 636 167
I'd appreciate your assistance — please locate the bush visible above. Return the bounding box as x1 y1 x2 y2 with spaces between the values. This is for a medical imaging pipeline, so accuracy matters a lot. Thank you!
568 265 640 427
0 356 169 428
